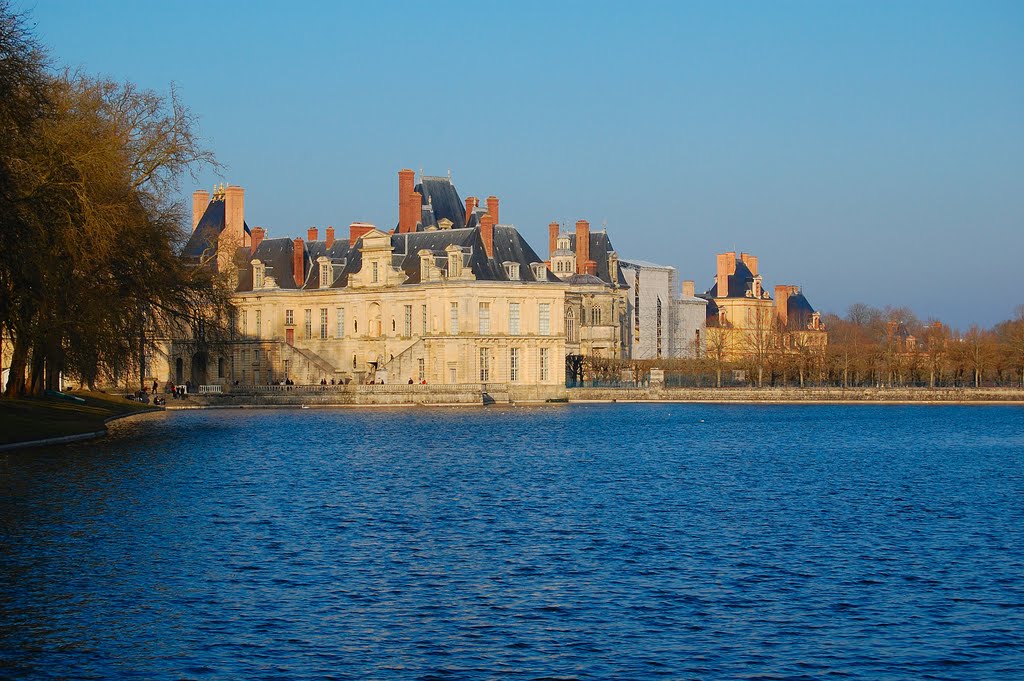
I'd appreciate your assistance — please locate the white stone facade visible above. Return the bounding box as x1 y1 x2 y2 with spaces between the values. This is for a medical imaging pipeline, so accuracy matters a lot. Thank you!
620 259 706 360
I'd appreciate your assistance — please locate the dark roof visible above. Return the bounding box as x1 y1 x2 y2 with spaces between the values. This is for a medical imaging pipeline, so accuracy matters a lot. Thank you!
404 176 467 231
568 231 629 287
181 198 251 262
238 238 304 291
700 259 765 299
785 291 817 330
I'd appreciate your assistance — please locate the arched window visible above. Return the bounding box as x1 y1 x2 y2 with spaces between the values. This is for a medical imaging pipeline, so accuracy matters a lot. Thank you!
566 308 576 343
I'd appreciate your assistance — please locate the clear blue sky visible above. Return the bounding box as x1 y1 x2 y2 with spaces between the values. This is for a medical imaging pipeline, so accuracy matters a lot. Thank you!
18 0 1024 328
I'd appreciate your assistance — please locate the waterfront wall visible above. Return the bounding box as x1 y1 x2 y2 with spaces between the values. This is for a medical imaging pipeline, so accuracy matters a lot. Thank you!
568 386 1024 403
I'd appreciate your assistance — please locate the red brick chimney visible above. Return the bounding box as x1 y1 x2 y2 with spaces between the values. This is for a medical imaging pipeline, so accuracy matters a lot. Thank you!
775 285 798 327
349 222 374 246
575 220 590 274
293 238 305 287
192 190 209 232
741 252 758 276
486 196 499 225
409 190 422 232
224 185 248 248
584 260 598 276
480 213 495 258
716 252 736 297
325 226 335 248
398 169 415 233
548 221 559 259
250 227 265 255
307 226 318 242
465 196 478 225
681 280 695 298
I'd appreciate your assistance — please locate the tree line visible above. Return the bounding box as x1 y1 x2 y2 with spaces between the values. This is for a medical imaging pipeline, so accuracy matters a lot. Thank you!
0 3 230 397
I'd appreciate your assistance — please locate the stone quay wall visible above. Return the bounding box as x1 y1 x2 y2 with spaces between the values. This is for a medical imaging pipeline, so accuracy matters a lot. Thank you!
567 386 1024 404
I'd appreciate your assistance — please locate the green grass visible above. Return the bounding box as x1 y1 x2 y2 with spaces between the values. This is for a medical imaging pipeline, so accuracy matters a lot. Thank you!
0 390 158 446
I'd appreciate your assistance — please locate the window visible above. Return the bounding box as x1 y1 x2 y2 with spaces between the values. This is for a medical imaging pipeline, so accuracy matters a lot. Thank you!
449 302 459 335
591 306 601 325
241 309 247 337
404 305 412 336
320 308 328 339
320 262 331 288
540 348 549 381
566 308 576 343
539 303 550 336
371 261 379 283
285 309 294 326
421 304 428 335
418 358 425 382
509 302 520 335
253 262 265 288
304 309 312 339
479 302 490 335
479 348 490 381
449 252 461 277
254 349 261 362
255 310 261 338
510 348 519 382
505 262 520 280
337 308 344 338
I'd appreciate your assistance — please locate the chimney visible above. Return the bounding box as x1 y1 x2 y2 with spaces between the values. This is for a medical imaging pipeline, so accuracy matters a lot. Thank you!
716 252 736 297
480 213 495 258
410 190 422 232
548 221 559 259
575 220 590 274
293 238 305 287
325 226 335 248
775 285 796 327
191 190 209 232
584 260 598 276
465 196 478 225
349 222 374 246
681 280 695 298
250 227 266 255
223 185 248 248
398 168 415 233
740 252 759 276
486 196 499 225
307 226 318 242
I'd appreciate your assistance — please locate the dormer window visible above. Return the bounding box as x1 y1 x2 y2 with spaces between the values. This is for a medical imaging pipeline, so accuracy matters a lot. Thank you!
504 262 520 280
251 260 265 289
531 262 546 280
449 251 462 278
318 257 332 289
752 275 763 298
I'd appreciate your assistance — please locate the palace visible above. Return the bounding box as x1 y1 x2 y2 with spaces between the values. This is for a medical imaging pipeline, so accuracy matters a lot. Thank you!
157 170 629 398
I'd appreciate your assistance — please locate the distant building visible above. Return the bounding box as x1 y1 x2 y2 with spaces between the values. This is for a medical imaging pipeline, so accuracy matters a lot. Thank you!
618 260 706 359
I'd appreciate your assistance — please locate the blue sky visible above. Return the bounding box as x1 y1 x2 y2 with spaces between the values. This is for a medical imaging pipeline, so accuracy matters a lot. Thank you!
18 1 1024 328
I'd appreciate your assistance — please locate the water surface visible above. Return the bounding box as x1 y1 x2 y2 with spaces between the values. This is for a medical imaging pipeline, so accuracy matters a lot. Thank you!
1 404 1023 679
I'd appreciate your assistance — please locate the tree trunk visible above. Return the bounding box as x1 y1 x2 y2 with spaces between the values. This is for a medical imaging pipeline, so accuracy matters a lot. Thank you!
4 336 30 397
716 366 722 388
28 345 45 397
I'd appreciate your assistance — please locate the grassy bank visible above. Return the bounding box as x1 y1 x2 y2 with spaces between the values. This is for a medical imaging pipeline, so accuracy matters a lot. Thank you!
0 391 159 447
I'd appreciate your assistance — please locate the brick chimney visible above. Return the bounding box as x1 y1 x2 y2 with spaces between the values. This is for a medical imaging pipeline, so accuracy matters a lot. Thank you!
775 285 798 327
465 196 478 225
681 280 695 298
740 252 758 276
584 260 598 276
716 252 736 297
308 226 318 242
549 221 559 259
192 190 209 232
349 222 374 246
409 190 422 232
486 196 499 225
250 227 266 255
325 226 335 248
224 185 248 248
575 220 590 274
398 168 415 233
293 238 305 287
480 213 495 258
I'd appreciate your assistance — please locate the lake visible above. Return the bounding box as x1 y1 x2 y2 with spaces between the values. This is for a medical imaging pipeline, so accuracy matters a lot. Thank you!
1 404 1022 679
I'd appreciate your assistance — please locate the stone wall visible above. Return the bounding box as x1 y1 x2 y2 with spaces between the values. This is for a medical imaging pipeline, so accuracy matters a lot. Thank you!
567 386 1024 403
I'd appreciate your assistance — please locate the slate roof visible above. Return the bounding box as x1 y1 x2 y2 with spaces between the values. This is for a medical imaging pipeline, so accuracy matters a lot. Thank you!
785 291 817 330
182 198 251 261
406 176 467 231
238 238 304 290
699 259 764 299
568 231 629 287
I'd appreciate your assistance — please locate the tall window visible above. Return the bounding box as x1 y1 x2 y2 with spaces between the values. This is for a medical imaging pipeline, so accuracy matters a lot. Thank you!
417 358 425 383
539 348 549 381
539 303 550 336
320 308 328 339
337 308 344 338
304 309 312 339
510 348 519 382
509 302 520 335
404 305 412 336
255 310 261 338
253 263 265 288
371 261 379 283
479 348 490 381
421 304 428 335
565 308 576 343
241 309 247 337
479 302 490 334
285 309 294 326
320 262 331 288
449 302 459 335
591 306 601 325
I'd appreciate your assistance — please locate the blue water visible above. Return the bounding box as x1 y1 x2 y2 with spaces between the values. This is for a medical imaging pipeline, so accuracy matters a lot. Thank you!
1 404 1023 679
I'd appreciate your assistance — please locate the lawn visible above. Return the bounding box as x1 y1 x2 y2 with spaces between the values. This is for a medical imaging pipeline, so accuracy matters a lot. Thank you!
0 391 159 446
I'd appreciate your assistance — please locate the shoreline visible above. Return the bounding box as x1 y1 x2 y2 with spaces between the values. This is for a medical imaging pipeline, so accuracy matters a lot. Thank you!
0 408 161 453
